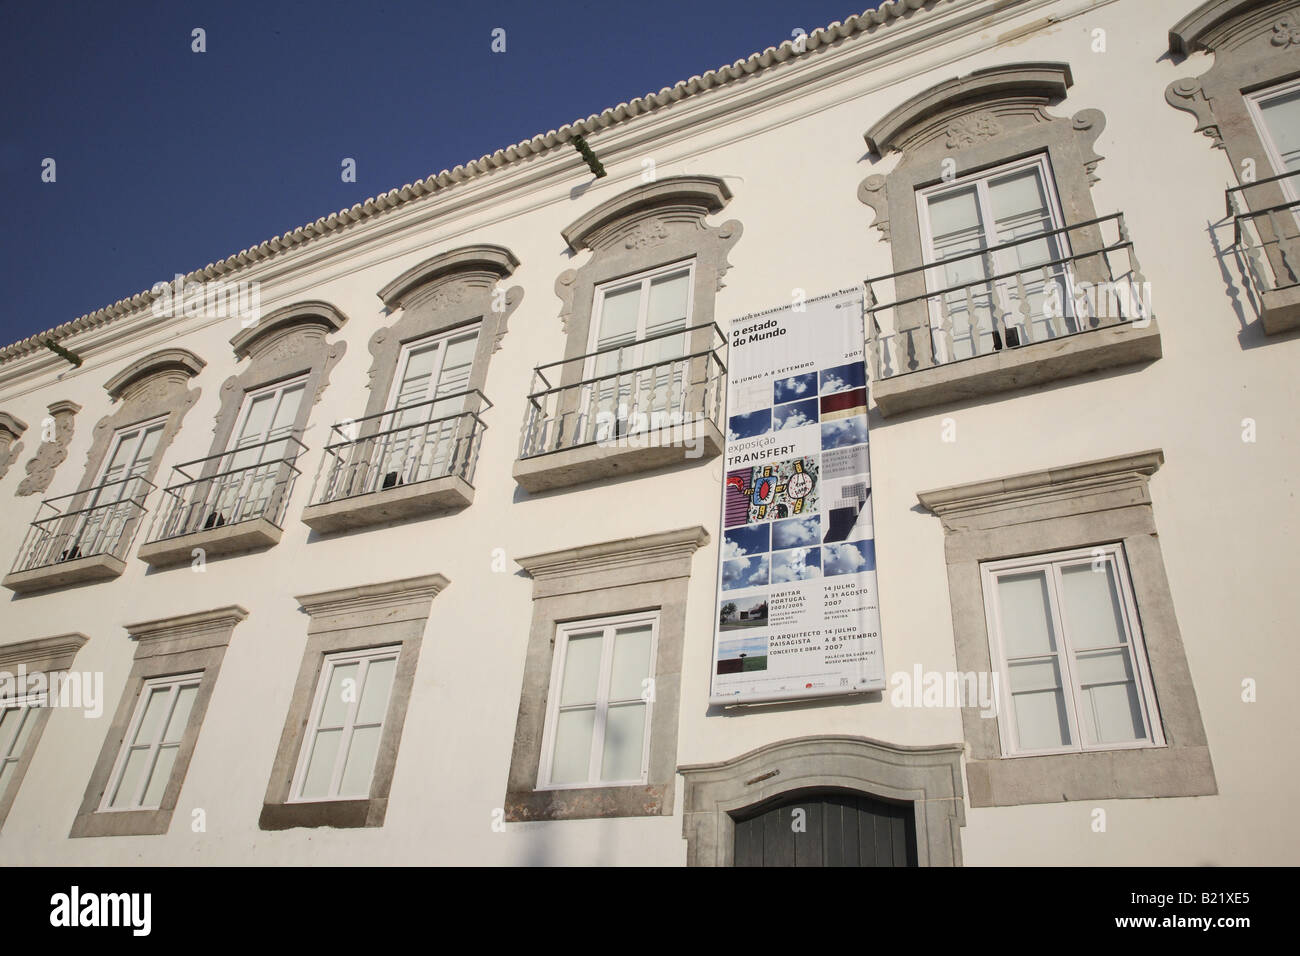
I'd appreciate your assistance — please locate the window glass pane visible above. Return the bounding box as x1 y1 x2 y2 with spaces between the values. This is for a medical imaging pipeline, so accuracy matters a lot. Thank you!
608 625 653 701
927 185 982 242
996 571 1057 658
1260 87 1300 174
142 745 178 807
594 285 641 350
1075 649 1145 744
340 725 382 797
8 709 37 758
550 708 596 785
355 657 396 726
396 345 438 407
300 728 343 799
268 383 305 440
644 271 690 364
109 747 151 808
1060 562 1128 650
319 661 358 729
133 687 172 745
0 709 17 756
1008 659 1071 750
559 632 603 706
162 684 198 744
435 331 479 398
235 393 274 446
600 702 647 782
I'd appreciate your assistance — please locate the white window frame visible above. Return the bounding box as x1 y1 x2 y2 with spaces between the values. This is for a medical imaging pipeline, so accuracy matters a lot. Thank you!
227 374 308 461
916 153 1074 360
0 693 45 796
66 416 166 556
99 672 203 812
386 322 482 413
1246 76 1300 207
981 543 1165 759
585 259 696 369
288 645 401 804
537 610 659 791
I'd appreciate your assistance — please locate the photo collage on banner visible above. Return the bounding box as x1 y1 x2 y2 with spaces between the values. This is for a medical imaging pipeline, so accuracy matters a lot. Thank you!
711 289 885 705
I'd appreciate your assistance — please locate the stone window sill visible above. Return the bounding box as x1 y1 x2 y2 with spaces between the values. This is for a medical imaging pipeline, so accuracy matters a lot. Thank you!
3 552 126 594
872 320 1162 417
504 784 671 822
513 421 723 493
137 517 283 568
301 475 474 534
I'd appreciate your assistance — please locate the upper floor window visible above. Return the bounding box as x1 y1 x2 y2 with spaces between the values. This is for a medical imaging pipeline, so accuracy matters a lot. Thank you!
917 155 1073 359
1247 77 1300 201
389 324 481 414
539 611 659 790
981 544 1163 757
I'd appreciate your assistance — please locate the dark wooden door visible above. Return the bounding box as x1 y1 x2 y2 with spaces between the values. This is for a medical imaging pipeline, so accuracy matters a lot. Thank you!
732 789 917 867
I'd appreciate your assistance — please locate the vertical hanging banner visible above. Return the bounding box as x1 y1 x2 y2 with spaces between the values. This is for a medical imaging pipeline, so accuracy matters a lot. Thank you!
709 289 885 705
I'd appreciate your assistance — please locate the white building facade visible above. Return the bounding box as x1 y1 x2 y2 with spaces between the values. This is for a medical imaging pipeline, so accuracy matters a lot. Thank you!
0 0 1297 865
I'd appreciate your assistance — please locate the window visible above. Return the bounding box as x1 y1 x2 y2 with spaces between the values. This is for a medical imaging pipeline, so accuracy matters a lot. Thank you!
63 417 165 562
290 646 399 802
917 155 1073 360
585 262 694 441
539 612 658 789
1247 77 1300 203
0 697 42 798
377 325 481 487
982 544 1163 757
210 375 306 524
100 673 202 811
260 576 444 831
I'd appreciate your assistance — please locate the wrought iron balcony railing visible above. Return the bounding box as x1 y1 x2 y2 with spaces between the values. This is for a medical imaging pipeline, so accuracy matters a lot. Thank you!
146 436 306 543
309 389 491 505
1228 169 1300 299
519 322 726 459
865 212 1149 380
10 475 155 574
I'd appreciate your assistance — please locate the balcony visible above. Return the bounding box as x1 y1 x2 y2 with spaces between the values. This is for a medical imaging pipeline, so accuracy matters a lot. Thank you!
137 437 305 568
301 390 489 534
1228 171 1300 335
865 213 1162 416
513 323 725 493
3 476 154 594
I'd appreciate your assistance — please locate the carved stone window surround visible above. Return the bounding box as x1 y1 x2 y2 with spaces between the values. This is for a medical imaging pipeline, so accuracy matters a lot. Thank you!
258 574 448 831
1165 0 1300 334
859 62 1160 413
70 606 247 838
504 526 709 821
0 412 27 483
916 450 1217 807
0 633 89 830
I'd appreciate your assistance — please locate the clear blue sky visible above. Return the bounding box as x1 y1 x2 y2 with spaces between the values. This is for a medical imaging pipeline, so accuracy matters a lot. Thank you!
0 0 859 348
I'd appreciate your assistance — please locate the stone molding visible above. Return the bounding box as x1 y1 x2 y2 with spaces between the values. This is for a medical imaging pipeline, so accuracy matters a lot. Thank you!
0 632 91 830
70 606 246 838
364 245 523 424
917 450 1217 807
16 401 80 497
504 526 709 822
259 574 448 830
103 348 206 401
554 176 741 360
0 412 26 482
678 735 966 867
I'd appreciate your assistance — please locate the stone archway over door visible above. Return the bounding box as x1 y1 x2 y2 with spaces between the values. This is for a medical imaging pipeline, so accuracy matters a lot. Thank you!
678 735 965 866
733 787 917 867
